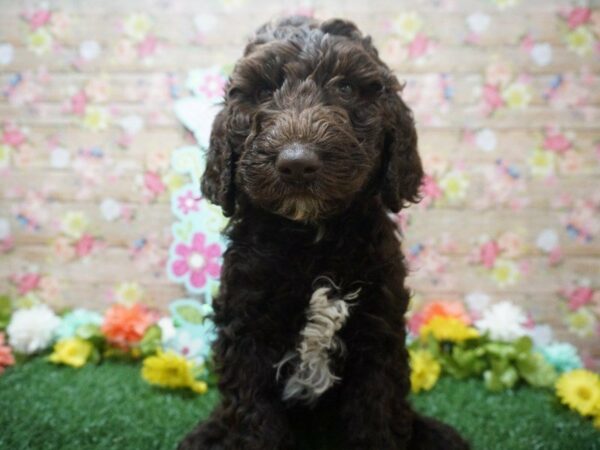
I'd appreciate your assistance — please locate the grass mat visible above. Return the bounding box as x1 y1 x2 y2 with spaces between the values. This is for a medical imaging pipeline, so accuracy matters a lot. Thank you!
0 358 598 450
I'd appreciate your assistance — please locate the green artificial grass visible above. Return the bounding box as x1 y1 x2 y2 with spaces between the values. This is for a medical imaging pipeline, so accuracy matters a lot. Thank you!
0 359 598 450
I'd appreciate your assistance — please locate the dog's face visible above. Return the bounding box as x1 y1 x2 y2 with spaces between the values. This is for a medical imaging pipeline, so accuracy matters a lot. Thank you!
201 17 423 222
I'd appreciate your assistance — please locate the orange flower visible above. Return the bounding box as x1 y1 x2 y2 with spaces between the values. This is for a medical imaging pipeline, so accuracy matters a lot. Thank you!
0 332 15 374
101 303 159 348
409 300 471 335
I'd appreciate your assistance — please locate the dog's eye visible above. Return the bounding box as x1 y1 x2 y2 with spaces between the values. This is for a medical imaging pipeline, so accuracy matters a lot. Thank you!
336 81 353 97
256 86 274 102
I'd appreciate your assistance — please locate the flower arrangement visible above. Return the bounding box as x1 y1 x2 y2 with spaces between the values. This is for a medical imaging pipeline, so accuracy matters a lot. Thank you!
407 298 600 429
1 291 217 395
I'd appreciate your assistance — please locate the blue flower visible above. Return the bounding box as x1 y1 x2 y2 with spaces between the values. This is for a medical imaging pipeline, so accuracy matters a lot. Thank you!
55 309 103 340
540 342 583 373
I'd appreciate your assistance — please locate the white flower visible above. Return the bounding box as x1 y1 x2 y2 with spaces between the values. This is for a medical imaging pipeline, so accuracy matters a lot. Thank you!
50 147 70 168
193 14 218 33
475 301 528 341
536 229 559 252
27 28 53 55
502 82 532 110
60 211 89 239
100 198 122 222
82 106 110 131
158 317 176 344
475 128 497 152
491 258 520 287
0 217 10 240
524 324 554 347
79 40 101 61
123 13 153 42
528 148 555 177
393 12 423 42
565 27 594 56
0 43 14 65
114 282 144 304
7 304 61 354
439 170 469 201
464 292 491 314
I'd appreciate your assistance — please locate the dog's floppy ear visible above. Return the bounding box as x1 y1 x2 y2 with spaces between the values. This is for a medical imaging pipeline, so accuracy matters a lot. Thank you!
379 77 424 212
201 107 236 217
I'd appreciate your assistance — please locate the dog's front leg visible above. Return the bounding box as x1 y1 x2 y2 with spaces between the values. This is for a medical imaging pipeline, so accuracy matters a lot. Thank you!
179 334 295 450
338 320 414 450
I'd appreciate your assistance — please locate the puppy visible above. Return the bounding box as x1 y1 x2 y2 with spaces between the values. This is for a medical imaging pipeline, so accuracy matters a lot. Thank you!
179 16 470 450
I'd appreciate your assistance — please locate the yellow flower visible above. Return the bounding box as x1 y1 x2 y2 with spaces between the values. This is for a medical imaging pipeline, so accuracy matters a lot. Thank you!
163 172 187 193
439 170 469 201
410 349 441 393
142 350 207 394
49 338 93 368
393 12 423 42
27 28 53 55
528 148 556 177
60 211 89 239
0 144 11 168
556 369 600 417
124 13 153 42
565 27 594 56
114 282 144 305
502 82 532 110
420 316 480 343
83 106 110 132
491 259 520 287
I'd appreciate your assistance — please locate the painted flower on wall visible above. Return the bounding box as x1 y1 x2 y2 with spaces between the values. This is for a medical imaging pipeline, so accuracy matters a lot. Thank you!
382 12 436 63
22 6 70 56
560 7 597 56
469 232 527 287
168 232 222 293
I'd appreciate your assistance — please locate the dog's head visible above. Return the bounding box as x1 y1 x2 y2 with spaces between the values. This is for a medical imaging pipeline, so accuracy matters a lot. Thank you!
201 16 423 222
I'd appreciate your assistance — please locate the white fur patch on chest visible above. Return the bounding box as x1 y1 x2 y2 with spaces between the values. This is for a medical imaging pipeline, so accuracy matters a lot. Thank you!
275 285 359 404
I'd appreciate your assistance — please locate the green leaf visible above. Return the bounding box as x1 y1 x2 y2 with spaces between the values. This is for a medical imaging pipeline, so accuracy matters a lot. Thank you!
0 294 12 330
516 352 558 388
139 325 162 356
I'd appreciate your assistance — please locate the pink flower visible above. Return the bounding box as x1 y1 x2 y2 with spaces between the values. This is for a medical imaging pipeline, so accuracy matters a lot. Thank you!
479 240 500 269
177 190 201 214
543 131 571 153
3 125 26 148
567 7 591 29
408 33 429 59
483 84 504 111
197 73 226 99
0 333 15 375
11 272 41 295
144 171 166 196
28 10 52 29
567 286 594 311
138 35 158 58
70 91 87 116
171 233 221 289
75 234 95 257
421 175 443 200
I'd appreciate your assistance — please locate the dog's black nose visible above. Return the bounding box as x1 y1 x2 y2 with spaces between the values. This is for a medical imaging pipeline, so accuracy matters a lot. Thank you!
276 144 321 182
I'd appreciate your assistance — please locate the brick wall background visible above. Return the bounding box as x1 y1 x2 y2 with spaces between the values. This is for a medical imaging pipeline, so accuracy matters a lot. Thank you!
0 0 598 366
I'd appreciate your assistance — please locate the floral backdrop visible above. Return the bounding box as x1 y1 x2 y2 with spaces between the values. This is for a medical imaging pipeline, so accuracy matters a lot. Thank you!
0 0 598 368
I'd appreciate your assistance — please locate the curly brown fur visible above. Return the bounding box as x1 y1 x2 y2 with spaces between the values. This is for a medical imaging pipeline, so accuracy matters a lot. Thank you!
179 16 469 450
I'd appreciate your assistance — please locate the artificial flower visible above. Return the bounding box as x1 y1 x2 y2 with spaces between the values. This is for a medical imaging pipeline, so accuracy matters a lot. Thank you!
7 304 60 354
54 309 103 340
565 308 597 337
114 282 144 305
409 300 471 335
419 316 479 343
475 301 528 341
541 343 584 373
0 332 15 374
555 369 600 417
142 350 207 393
409 349 441 393
49 337 93 368
101 303 159 348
